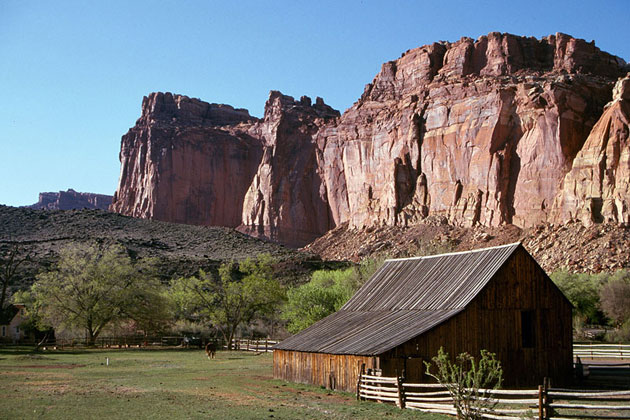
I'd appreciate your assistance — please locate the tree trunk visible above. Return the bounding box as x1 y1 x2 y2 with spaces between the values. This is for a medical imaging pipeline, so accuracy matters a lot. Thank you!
0 279 8 309
34 331 51 351
87 327 97 347
226 329 235 350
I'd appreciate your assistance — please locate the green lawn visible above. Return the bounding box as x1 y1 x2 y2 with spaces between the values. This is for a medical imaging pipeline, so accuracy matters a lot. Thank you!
0 347 446 419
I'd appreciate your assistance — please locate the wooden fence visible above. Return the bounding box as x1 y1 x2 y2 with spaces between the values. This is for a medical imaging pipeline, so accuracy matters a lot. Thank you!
229 338 278 353
574 343 630 360
28 336 280 351
357 373 630 419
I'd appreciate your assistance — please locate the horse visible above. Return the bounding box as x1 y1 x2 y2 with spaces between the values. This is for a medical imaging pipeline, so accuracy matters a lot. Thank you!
205 342 216 359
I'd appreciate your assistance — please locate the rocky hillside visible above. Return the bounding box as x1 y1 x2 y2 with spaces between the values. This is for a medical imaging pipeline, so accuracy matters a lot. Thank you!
111 32 629 247
0 205 340 292
302 219 630 274
28 189 112 211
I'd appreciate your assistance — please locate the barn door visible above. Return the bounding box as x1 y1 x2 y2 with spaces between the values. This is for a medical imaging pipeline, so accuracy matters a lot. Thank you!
406 357 424 382
328 356 337 390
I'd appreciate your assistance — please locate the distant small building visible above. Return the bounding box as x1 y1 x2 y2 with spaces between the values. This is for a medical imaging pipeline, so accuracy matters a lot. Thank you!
0 304 27 343
274 243 573 392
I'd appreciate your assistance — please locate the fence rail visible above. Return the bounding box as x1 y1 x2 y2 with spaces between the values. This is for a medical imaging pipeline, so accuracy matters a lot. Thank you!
229 338 279 353
574 344 630 360
6 336 281 352
357 372 630 420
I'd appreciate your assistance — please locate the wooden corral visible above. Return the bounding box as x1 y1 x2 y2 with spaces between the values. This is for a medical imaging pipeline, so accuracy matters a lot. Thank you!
274 243 573 392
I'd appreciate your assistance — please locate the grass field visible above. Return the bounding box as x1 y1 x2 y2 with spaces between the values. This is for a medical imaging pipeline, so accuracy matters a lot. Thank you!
0 347 446 419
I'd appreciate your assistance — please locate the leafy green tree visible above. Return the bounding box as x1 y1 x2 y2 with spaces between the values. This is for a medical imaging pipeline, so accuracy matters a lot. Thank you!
281 258 385 334
282 268 356 333
551 271 605 325
425 347 503 420
10 289 54 349
32 244 167 345
599 269 630 327
170 254 284 348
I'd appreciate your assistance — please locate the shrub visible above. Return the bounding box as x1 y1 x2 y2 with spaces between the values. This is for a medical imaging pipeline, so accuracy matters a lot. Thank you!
425 347 503 420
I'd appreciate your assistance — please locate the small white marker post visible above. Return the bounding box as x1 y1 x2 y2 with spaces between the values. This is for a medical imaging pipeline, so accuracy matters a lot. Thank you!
106 357 109 366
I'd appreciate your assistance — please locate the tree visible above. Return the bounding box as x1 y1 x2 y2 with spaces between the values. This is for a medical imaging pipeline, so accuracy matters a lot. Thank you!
425 347 503 420
32 244 167 345
170 254 284 348
0 244 30 309
599 269 630 327
10 289 54 349
281 258 384 334
282 268 356 333
551 271 605 325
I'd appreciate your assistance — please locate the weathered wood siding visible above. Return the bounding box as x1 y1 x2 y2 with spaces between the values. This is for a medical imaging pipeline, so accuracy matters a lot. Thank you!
382 247 573 387
273 350 377 392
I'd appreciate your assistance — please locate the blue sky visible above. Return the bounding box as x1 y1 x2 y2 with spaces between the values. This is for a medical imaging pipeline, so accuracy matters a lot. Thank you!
1 1 629 207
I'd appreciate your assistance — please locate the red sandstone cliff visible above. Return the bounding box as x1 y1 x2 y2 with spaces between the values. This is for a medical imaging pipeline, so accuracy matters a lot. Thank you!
111 92 262 227
29 189 112 211
111 32 628 246
239 92 339 246
318 33 624 230
552 73 630 225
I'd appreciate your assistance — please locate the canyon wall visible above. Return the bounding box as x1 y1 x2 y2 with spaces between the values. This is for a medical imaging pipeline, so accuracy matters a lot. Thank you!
552 73 630 225
111 33 628 246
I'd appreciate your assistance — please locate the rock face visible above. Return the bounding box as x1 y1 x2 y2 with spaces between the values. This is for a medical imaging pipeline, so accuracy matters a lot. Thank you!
111 33 628 247
552 73 630 225
111 91 338 246
239 92 339 246
318 33 624 230
111 92 262 227
29 189 112 211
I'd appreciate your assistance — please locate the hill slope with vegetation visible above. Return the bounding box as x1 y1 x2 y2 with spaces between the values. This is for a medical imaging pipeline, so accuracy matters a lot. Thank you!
0 205 340 291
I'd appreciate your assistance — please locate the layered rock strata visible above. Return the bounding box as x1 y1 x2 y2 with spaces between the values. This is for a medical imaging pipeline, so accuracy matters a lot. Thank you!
111 33 628 246
239 92 340 246
111 92 262 227
29 189 112 211
552 73 630 225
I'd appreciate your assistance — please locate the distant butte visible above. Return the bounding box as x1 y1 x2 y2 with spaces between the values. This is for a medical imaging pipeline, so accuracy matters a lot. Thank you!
28 189 112 211
110 32 629 247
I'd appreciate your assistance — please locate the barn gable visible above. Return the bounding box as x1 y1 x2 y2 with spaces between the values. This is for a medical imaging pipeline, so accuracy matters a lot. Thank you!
275 242 522 355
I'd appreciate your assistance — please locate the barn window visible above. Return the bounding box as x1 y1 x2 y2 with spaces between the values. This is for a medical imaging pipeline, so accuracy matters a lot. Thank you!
521 310 535 348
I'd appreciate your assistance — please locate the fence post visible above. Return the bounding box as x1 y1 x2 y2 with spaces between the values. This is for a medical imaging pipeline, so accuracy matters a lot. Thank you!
396 373 405 409
538 385 544 420
357 363 365 401
543 377 551 420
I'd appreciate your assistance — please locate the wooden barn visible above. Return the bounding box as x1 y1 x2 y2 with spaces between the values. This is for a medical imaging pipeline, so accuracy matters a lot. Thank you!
274 243 573 391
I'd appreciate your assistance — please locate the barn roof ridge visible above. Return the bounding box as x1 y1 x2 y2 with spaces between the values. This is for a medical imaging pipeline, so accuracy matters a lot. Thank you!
385 241 522 262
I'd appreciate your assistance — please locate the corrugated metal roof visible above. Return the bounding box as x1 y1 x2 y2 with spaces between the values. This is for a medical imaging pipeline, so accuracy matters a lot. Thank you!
275 243 521 355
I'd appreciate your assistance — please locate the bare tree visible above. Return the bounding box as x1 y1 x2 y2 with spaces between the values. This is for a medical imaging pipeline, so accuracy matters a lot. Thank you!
0 244 30 309
599 270 630 327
